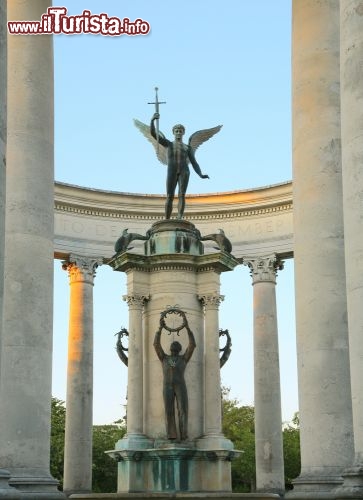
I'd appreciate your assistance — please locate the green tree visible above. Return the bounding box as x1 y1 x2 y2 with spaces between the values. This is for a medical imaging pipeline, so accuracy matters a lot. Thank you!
222 389 301 493
222 389 256 492
50 397 66 488
283 412 300 489
50 397 127 493
92 422 126 493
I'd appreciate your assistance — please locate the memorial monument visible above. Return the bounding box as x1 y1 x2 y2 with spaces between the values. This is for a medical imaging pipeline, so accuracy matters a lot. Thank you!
104 99 242 494
4 2 363 499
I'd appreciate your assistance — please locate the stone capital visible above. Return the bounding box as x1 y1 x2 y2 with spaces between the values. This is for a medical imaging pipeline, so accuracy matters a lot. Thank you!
122 294 150 309
198 294 225 310
62 254 103 285
243 254 284 284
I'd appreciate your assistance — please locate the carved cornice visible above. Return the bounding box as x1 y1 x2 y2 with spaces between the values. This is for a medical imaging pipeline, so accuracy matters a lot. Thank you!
198 294 225 310
54 181 293 222
109 252 238 275
54 201 293 221
243 254 284 284
62 254 103 285
123 294 150 309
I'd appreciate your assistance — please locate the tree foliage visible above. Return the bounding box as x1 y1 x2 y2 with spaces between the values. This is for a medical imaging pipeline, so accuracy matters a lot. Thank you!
222 388 256 492
92 423 126 493
222 389 301 493
283 412 301 489
50 397 66 488
50 397 126 492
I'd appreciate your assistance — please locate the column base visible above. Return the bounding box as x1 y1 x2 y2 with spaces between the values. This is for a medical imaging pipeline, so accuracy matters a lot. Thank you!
286 472 344 499
195 433 234 451
8 469 65 499
0 470 21 499
114 433 154 450
334 464 363 499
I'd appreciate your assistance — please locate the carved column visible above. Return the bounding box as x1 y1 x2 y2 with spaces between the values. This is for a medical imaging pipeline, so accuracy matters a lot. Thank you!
0 1 63 497
122 294 149 443
199 294 224 442
337 1 363 497
62 254 102 496
291 1 354 497
244 254 284 496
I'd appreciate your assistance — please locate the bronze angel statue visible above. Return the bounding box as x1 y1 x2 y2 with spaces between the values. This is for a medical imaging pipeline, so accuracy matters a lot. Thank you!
134 112 222 219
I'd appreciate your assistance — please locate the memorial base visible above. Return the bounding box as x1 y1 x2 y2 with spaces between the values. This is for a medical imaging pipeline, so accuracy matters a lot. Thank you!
106 442 238 493
70 493 280 499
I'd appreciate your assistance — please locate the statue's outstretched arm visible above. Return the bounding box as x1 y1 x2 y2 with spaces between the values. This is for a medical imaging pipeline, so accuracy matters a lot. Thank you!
183 327 196 364
153 328 166 361
150 114 169 147
188 147 209 179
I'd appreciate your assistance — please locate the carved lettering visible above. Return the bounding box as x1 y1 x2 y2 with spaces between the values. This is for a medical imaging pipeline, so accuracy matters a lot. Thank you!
72 221 84 234
96 224 107 236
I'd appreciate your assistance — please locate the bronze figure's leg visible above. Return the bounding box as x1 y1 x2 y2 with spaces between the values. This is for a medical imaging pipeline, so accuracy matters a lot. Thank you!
177 169 190 219
165 167 178 219
175 382 189 440
164 385 177 439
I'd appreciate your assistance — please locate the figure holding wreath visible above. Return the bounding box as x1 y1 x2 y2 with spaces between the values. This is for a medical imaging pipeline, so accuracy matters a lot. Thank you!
153 308 196 441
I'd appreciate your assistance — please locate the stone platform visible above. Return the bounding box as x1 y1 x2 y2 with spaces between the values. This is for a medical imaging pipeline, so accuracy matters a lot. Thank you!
70 493 280 499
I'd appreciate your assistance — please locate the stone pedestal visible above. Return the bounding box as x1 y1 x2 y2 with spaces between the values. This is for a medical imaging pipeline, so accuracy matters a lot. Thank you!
70 493 280 500
108 220 239 494
108 443 236 494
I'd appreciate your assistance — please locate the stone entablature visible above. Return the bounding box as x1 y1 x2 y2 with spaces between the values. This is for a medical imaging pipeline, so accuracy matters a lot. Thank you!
54 181 293 261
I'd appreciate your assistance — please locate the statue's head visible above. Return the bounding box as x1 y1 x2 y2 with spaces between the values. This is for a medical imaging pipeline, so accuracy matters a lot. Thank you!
170 341 182 355
172 124 185 139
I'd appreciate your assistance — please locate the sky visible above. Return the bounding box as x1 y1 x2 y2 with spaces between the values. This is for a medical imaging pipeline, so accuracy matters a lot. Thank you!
51 0 297 425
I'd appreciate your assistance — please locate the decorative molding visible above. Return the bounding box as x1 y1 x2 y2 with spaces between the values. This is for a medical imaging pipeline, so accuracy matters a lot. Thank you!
62 254 103 284
243 254 284 284
198 294 225 309
54 201 293 221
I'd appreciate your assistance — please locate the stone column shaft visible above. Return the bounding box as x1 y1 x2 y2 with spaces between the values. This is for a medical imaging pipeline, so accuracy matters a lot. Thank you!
0 0 5 319
62 255 101 496
200 295 224 437
244 255 285 496
0 1 63 497
0 1 20 498
291 1 354 496
338 1 363 496
123 294 148 438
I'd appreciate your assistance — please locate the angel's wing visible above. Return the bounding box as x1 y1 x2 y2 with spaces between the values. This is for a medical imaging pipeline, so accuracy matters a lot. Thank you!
188 125 222 152
133 118 168 165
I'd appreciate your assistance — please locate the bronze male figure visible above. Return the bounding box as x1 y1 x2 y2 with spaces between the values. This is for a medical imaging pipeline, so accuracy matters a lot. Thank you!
153 314 196 440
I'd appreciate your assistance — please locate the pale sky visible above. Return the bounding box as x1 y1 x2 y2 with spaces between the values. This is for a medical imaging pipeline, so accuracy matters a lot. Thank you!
51 0 297 425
